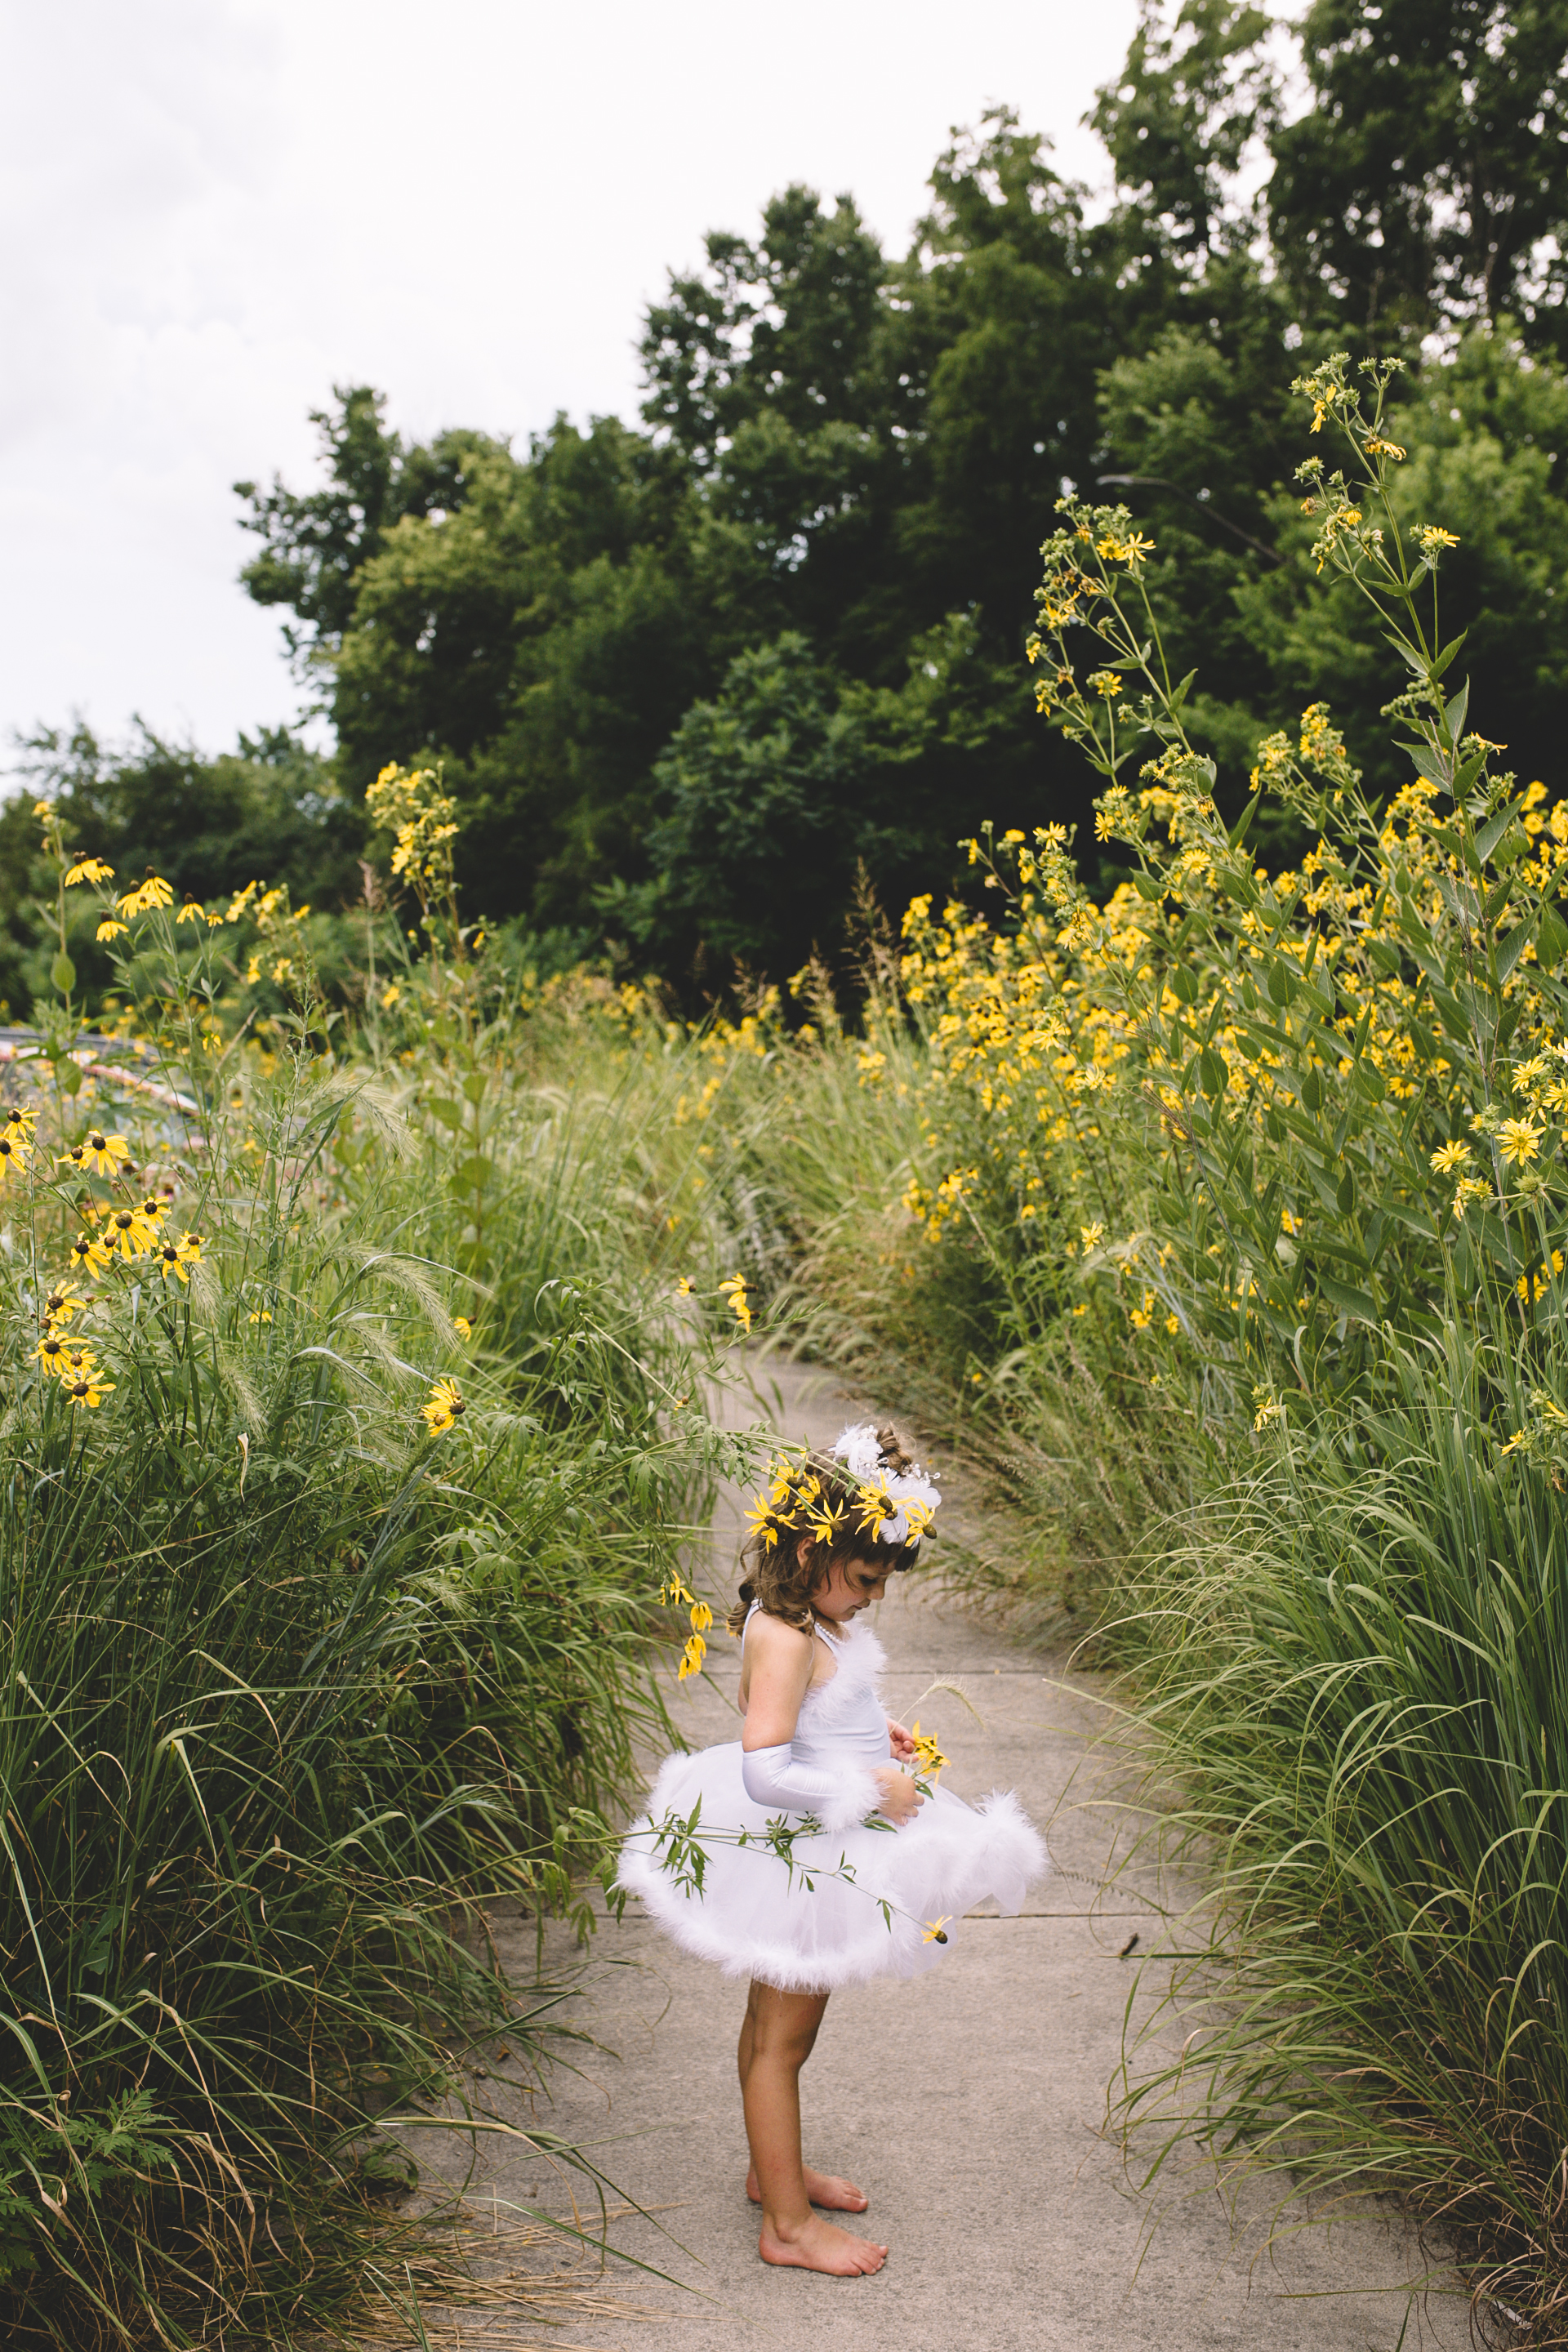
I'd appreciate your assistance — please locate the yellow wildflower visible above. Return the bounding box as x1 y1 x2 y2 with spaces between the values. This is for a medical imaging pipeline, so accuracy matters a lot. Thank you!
1430 1140 1472 1174
921 1916 952 1944
421 1377 466 1435
42 1287 87 1328
154 1232 203 1285
63 858 114 887
1419 526 1459 554
453 1315 472 1340
719 1273 752 1334
69 1230 112 1276
1080 1222 1105 1250
678 1631 706 1680
105 1206 155 1261
65 1370 114 1409
910 1721 949 1781
96 919 128 943
60 1130 129 1178
1498 1119 1544 1168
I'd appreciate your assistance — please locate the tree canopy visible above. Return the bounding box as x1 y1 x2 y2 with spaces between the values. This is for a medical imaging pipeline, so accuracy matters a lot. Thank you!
11 0 1568 1008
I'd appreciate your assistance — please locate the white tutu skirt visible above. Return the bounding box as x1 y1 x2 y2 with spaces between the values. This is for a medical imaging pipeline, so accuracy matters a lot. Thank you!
617 1739 1049 1993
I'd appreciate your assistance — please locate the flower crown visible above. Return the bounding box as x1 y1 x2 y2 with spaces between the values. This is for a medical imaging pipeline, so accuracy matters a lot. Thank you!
743 1423 942 1551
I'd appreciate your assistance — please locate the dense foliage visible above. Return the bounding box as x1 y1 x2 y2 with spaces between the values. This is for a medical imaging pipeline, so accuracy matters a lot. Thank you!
205 1 1568 990
0 792 758 2345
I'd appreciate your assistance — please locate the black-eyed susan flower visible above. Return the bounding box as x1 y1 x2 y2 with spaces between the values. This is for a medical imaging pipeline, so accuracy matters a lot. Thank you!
452 1315 471 1340
910 1721 949 1781
2 1106 37 1135
176 896 205 926
63 857 114 888
921 1917 952 1945
154 1233 203 1285
689 1600 714 1634
42 1287 87 1327
35 1330 72 1375
70 1230 112 1276
60 1131 129 1178
65 1370 114 1409
248 1307 272 1325
106 1206 155 1261
139 1195 168 1227
0 1131 31 1177
115 872 174 918
677 1631 706 1681
96 918 128 942
421 1378 465 1435
719 1273 752 1334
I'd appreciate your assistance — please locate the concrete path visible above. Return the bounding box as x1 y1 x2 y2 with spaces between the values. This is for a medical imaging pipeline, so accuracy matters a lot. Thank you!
403 1358 1471 2350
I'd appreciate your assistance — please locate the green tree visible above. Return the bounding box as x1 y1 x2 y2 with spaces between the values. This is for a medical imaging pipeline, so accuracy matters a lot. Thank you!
0 725 359 1014
1267 0 1568 349
613 617 1025 982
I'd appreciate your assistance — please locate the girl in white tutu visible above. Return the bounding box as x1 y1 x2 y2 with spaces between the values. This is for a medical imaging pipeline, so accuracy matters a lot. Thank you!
617 1423 1047 2278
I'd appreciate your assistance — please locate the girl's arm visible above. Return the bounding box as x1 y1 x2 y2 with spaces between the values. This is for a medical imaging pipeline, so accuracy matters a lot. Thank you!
740 1617 923 1829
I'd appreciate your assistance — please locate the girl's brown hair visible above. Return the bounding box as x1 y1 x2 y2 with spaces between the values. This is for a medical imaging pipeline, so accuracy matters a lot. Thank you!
726 1425 923 1635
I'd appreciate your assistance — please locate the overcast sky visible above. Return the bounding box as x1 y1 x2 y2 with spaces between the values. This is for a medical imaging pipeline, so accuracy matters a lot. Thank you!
1 0 1140 769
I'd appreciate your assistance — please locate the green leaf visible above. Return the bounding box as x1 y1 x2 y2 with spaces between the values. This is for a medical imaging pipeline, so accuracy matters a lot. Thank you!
1227 795 1259 854
1442 676 1470 746
1132 871 1165 902
461 1072 487 1104
1475 803 1519 863
1496 923 1533 983
427 1098 464 1131
1299 1069 1325 1112
1199 1049 1227 1099
1267 960 1297 1007
1318 1271 1379 1324
1538 905 1568 970
1169 964 1198 1004
50 951 75 995
453 1154 492 1193
1336 1166 1357 1215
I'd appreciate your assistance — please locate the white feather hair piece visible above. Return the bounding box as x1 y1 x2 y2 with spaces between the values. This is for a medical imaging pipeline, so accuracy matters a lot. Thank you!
831 1422 942 1545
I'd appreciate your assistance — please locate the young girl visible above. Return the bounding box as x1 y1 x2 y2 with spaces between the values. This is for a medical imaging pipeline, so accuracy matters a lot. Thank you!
617 1423 1046 2278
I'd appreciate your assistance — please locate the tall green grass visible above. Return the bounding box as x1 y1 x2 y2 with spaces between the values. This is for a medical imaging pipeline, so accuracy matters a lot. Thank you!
0 1016 722 2344
1110 1319 1568 2328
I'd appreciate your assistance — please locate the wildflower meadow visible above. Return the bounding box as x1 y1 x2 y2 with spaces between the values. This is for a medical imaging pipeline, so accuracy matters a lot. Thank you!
13 350 1568 2341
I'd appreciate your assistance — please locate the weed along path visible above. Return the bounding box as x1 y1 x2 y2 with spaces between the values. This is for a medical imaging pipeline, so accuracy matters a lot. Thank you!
402 1358 1469 2351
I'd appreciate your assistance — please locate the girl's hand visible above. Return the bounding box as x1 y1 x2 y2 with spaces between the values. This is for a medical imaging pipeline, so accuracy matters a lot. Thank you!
886 1717 915 1763
871 1765 925 1825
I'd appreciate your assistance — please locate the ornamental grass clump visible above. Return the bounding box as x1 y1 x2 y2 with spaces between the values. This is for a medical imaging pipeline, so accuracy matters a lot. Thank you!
877 354 1568 2320
0 799 726 2343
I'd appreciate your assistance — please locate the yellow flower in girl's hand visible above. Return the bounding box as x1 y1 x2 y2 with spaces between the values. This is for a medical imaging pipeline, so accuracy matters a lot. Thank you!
910 1721 950 1782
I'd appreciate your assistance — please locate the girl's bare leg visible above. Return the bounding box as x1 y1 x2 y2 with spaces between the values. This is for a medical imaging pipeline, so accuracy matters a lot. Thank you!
737 1980 886 2274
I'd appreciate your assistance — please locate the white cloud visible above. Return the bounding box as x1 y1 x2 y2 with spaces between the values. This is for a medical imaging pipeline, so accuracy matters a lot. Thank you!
1 0 1137 761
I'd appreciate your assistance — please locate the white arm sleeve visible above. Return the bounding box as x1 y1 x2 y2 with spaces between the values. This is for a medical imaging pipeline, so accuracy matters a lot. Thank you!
741 1742 884 1833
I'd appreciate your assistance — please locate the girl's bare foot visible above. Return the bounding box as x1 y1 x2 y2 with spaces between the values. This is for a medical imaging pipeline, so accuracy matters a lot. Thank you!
746 2163 867 2212
759 2213 887 2275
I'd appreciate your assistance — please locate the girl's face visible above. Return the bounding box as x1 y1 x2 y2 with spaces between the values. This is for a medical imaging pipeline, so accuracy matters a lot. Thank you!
812 1552 889 1624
